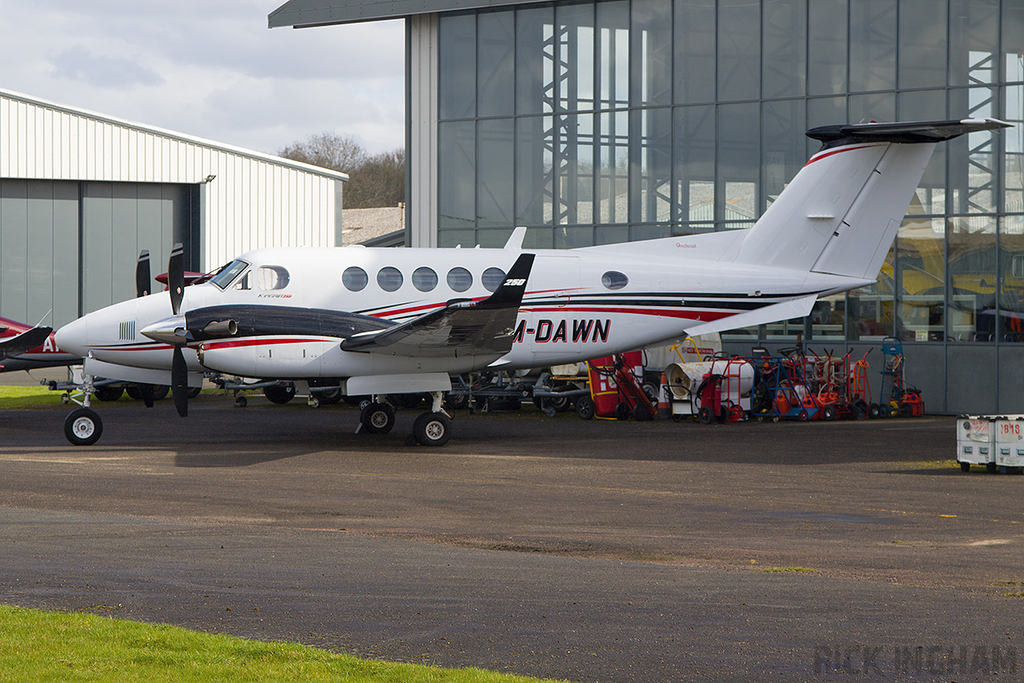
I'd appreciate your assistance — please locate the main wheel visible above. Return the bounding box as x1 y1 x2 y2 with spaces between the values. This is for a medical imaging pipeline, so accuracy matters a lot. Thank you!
94 385 124 402
361 402 396 434
412 411 452 447
264 383 296 405
64 408 103 446
697 405 714 425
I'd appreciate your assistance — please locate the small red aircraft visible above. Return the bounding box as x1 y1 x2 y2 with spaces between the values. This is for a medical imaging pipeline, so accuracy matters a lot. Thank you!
0 316 78 373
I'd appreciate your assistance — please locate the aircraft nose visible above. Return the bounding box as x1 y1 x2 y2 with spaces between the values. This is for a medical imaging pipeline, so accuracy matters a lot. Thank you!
54 316 89 357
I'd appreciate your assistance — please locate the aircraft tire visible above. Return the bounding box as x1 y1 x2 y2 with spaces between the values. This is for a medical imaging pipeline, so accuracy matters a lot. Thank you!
361 402 395 434
264 383 296 405
413 411 452 447
95 385 124 402
65 408 103 446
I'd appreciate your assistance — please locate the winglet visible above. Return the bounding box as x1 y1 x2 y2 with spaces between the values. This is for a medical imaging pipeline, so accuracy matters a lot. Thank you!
476 253 535 309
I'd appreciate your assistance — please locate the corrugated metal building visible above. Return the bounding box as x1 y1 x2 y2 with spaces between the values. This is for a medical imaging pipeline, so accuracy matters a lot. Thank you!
0 87 347 329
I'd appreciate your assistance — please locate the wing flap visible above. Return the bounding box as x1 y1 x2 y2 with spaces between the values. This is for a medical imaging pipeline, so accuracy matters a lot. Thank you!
341 253 535 358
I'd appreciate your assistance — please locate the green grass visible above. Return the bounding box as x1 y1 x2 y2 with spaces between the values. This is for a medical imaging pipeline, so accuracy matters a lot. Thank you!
0 385 67 408
0 605 569 683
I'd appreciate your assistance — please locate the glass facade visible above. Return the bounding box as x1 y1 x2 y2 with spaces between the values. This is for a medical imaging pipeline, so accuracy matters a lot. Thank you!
435 0 1024 355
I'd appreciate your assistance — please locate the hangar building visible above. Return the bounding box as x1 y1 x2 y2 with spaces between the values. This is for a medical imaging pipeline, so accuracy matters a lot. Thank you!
0 87 347 330
270 0 1024 415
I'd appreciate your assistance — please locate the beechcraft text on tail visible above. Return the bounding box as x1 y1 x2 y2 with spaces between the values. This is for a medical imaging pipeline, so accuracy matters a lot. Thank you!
53 117 1011 446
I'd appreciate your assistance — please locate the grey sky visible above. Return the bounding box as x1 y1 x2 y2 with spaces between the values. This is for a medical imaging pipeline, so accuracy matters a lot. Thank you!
0 1 405 155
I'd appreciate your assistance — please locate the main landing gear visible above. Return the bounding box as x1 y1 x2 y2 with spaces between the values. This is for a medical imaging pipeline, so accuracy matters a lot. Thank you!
62 373 103 446
359 391 452 447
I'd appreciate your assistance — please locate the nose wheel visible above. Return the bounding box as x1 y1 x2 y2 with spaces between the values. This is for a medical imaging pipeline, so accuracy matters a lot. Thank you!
64 407 103 446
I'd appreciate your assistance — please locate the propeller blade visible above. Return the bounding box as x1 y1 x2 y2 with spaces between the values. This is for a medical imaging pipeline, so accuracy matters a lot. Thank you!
168 243 184 315
139 383 154 409
171 346 189 418
136 250 151 298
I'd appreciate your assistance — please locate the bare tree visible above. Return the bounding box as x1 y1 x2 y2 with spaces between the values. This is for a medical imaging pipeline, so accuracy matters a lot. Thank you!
345 149 405 209
278 132 404 209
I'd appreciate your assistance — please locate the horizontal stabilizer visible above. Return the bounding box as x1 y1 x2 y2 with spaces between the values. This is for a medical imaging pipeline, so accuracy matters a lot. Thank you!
683 295 817 337
341 253 535 357
807 117 1011 146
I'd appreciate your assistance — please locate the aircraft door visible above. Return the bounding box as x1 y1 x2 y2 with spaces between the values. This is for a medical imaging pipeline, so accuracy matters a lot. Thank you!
527 256 582 366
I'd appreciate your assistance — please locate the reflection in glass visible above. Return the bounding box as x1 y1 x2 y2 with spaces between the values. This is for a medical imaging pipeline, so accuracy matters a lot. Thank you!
762 0 806 99
898 0 947 89
718 0 760 101
478 11 515 118
1000 216 1024 342
947 216 996 341
896 217 945 341
674 0 715 104
439 14 476 120
849 0 896 93
439 121 476 230
808 0 847 95
478 119 514 228
632 0 671 106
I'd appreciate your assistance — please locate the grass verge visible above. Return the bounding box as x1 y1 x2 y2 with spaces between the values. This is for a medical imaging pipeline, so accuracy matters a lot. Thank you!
0 385 66 409
0 605 568 683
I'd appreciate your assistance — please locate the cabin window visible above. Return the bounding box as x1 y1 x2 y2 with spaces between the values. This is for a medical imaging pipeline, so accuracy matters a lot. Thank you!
447 267 473 292
602 271 628 290
413 266 438 292
256 265 290 291
377 266 404 292
482 267 506 292
342 266 368 291
210 259 249 290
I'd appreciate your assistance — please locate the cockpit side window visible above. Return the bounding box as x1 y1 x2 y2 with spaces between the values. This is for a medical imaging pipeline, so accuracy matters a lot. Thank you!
257 265 290 291
210 259 250 290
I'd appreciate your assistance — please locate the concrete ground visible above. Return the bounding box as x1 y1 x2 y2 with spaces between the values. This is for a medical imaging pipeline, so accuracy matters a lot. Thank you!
0 391 1021 682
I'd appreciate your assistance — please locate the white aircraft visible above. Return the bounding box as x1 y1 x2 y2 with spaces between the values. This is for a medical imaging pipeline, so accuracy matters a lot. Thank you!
54 118 1010 446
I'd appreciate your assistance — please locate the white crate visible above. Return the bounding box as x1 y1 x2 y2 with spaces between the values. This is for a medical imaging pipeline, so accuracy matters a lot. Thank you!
957 415 995 470
995 415 1024 469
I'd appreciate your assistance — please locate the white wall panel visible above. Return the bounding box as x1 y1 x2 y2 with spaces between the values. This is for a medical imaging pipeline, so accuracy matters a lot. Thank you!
1 87 346 272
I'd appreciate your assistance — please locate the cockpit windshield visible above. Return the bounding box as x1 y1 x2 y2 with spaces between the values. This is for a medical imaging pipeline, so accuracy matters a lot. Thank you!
209 259 250 290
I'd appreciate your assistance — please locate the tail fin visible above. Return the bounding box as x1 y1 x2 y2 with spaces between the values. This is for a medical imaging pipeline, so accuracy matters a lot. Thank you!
733 118 1011 279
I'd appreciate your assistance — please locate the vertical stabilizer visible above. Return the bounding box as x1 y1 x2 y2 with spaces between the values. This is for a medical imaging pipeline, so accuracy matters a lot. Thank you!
731 118 1011 281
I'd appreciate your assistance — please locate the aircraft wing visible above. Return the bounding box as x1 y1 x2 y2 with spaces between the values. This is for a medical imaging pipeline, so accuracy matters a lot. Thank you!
341 253 535 358
0 326 52 359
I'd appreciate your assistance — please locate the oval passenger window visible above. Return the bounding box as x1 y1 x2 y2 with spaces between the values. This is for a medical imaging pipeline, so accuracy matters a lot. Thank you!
377 266 403 292
413 266 438 292
482 267 506 292
601 271 628 290
447 267 473 293
342 266 368 292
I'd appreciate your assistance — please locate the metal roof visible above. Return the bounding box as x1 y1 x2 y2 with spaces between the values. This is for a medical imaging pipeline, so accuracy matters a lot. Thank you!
0 86 348 182
269 0 548 28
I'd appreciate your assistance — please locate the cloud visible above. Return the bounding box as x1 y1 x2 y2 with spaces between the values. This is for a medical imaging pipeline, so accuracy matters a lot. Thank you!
0 0 405 154
49 45 164 88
